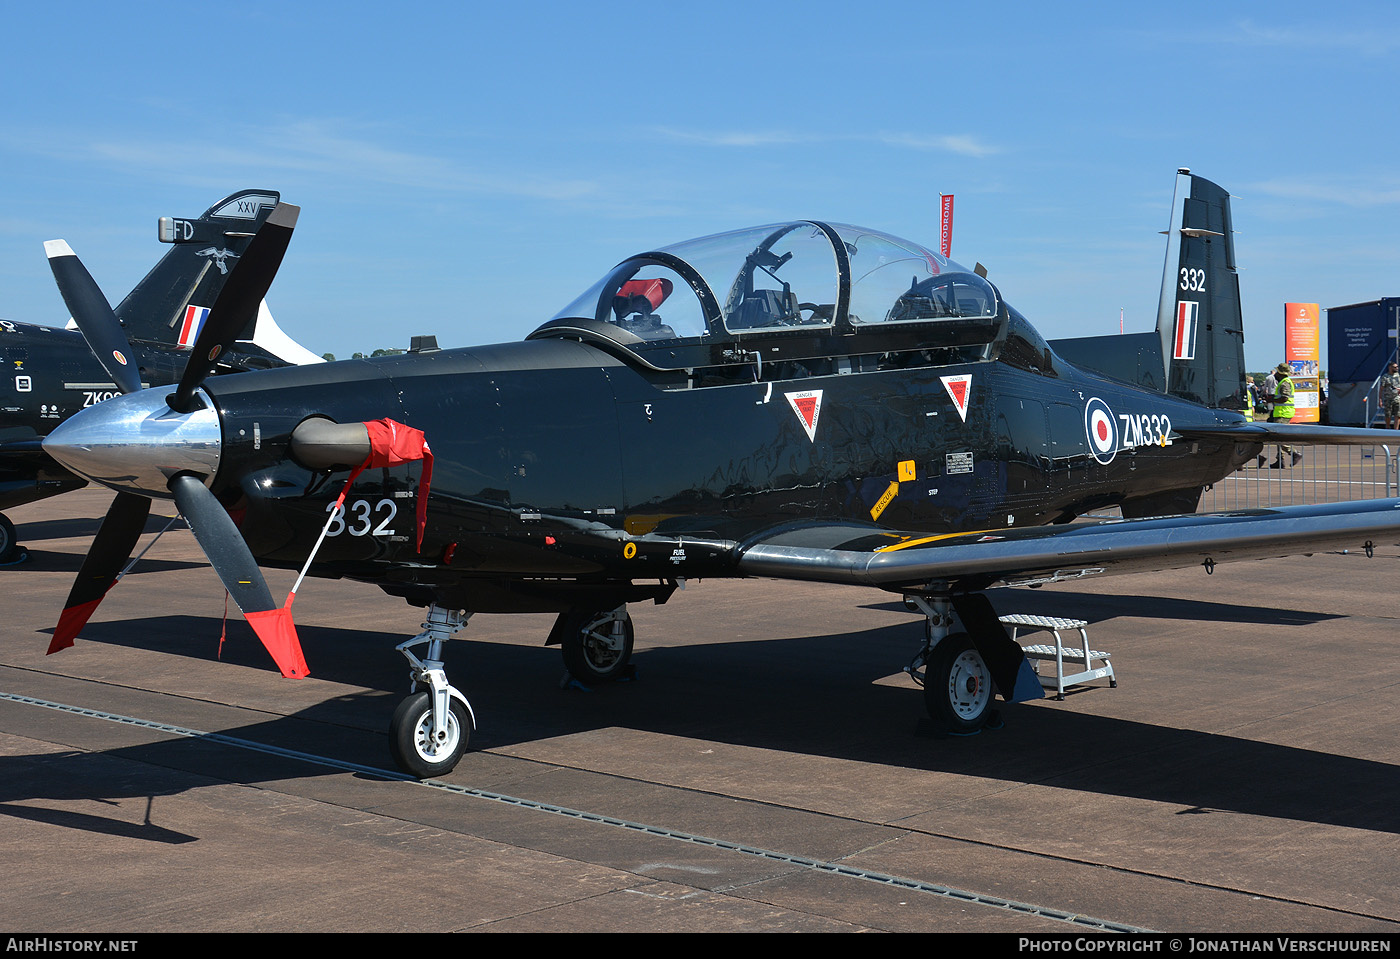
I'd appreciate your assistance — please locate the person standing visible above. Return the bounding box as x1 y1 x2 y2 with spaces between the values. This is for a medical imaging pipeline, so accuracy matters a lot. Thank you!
1269 363 1300 468
1380 362 1400 430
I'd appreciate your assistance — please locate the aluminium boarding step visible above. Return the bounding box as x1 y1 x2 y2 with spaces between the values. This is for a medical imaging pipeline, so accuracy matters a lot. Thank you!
998 613 1116 700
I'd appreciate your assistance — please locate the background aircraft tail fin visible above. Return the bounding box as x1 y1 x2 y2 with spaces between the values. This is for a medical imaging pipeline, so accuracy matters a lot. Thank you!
111 189 284 349
1050 170 1247 411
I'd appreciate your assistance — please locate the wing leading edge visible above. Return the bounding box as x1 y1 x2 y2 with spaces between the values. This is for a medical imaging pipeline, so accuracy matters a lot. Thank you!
737 499 1400 593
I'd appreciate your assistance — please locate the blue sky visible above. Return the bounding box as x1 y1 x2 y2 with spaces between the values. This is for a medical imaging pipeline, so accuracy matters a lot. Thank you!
3 1 1398 372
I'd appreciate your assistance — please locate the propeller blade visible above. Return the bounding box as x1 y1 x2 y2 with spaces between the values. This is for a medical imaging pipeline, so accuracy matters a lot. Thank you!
44 240 143 396
50 493 150 654
170 202 300 413
169 474 309 678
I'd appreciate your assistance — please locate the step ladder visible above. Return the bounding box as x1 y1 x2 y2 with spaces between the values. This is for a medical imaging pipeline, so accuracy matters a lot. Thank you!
998 613 1116 700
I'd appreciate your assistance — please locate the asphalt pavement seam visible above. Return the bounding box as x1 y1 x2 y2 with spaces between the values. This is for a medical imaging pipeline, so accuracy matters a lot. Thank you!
0 687 1153 933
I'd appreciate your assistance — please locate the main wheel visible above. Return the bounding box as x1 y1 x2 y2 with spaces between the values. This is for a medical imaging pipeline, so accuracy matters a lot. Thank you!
0 514 18 563
388 691 471 779
924 632 995 733
560 608 634 684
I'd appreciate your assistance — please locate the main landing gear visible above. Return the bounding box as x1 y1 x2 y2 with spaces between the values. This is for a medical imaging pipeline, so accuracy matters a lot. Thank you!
0 513 27 565
389 606 477 779
902 592 1041 734
553 606 634 686
904 595 996 733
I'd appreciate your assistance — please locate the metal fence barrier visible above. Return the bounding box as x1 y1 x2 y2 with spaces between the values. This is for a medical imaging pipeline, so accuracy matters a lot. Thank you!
1200 444 1398 511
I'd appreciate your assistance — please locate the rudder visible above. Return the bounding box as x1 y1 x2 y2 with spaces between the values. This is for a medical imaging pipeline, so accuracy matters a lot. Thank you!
1155 169 1246 410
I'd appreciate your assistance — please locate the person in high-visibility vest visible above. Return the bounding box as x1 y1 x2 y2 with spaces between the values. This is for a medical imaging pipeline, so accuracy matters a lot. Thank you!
1243 375 1257 423
1268 363 1300 468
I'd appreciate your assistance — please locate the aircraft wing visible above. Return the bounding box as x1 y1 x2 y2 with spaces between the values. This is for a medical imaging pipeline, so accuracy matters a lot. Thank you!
1176 423 1400 446
736 499 1400 593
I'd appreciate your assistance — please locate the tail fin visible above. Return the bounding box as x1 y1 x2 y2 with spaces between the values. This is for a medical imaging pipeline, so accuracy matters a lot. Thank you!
111 189 283 348
1049 170 1247 411
1155 169 1246 409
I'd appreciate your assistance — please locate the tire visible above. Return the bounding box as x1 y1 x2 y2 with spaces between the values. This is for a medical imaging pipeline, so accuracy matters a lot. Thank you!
388 691 470 779
924 632 995 733
560 608 634 684
0 514 17 563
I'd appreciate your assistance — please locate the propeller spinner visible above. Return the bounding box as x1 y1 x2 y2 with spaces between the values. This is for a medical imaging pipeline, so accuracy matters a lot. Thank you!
41 203 309 678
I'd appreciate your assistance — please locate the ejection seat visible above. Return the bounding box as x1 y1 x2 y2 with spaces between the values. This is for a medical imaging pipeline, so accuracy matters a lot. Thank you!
727 287 801 330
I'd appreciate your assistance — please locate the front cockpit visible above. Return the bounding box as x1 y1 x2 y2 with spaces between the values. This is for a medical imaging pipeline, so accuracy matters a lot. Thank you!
530 220 1046 381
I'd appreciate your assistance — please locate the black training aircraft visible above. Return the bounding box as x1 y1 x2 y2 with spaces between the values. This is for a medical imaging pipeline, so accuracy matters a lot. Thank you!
38 170 1400 778
0 190 321 562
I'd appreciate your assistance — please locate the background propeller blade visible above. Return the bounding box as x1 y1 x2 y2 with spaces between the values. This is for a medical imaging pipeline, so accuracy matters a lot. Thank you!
169 474 308 677
50 493 150 653
44 240 142 395
170 203 300 413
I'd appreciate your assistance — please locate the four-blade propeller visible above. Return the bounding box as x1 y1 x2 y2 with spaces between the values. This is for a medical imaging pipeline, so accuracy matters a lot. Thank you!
42 204 310 677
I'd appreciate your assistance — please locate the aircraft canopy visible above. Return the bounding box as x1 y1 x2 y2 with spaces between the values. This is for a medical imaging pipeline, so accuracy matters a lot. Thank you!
533 221 1006 373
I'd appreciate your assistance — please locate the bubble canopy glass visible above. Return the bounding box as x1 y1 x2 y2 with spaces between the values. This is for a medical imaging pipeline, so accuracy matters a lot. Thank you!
532 220 1005 371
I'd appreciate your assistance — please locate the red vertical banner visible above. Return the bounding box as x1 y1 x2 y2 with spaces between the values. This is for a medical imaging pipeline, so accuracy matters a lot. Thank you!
939 194 954 258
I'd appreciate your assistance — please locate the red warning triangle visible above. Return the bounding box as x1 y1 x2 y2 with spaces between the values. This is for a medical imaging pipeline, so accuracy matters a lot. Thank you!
940 375 971 422
784 390 823 441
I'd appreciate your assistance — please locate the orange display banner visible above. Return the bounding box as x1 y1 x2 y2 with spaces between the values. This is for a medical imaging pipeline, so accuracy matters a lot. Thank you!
1284 302 1321 423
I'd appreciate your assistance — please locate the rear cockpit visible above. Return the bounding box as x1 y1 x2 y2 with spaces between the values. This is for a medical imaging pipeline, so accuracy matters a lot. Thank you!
529 220 1027 385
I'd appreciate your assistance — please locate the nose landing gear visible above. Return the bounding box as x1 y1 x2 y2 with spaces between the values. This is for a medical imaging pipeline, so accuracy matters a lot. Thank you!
388 605 477 779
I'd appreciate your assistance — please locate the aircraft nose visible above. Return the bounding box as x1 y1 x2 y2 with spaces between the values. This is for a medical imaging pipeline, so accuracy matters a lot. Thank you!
42 389 223 498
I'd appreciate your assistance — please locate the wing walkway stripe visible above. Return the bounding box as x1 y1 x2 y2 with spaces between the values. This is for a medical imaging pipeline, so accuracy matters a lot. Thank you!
1 689 1150 933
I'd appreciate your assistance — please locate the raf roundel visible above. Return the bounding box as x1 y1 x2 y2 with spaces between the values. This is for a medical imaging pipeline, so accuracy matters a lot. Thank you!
1084 397 1119 465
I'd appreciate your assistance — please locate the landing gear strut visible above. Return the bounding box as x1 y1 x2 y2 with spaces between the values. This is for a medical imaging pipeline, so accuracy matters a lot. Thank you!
555 606 634 685
389 605 477 778
904 594 998 733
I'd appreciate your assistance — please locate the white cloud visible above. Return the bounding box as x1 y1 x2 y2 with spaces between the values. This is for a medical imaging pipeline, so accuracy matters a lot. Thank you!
1250 176 1400 208
5 119 599 201
655 127 1000 157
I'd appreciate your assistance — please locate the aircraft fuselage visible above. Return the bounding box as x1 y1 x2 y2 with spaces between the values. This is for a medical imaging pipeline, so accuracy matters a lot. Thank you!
209 337 1255 612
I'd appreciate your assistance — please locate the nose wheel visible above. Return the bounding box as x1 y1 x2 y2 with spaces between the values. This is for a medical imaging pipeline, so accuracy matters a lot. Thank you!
389 691 471 779
389 605 477 779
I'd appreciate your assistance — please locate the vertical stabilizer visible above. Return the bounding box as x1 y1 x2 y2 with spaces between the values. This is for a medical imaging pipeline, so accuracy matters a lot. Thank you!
112 190 283 348
1155 170 1246 409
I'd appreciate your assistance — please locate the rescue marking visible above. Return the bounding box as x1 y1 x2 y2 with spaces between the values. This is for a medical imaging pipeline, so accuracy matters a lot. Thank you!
623 542 638 559
784 389 823 442
870 481 900 521
898 460 917 482
940 374 971 422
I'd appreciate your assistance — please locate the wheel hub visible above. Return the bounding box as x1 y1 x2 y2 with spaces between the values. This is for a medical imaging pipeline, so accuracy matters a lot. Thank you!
947 650 991 720
414 710 459 761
